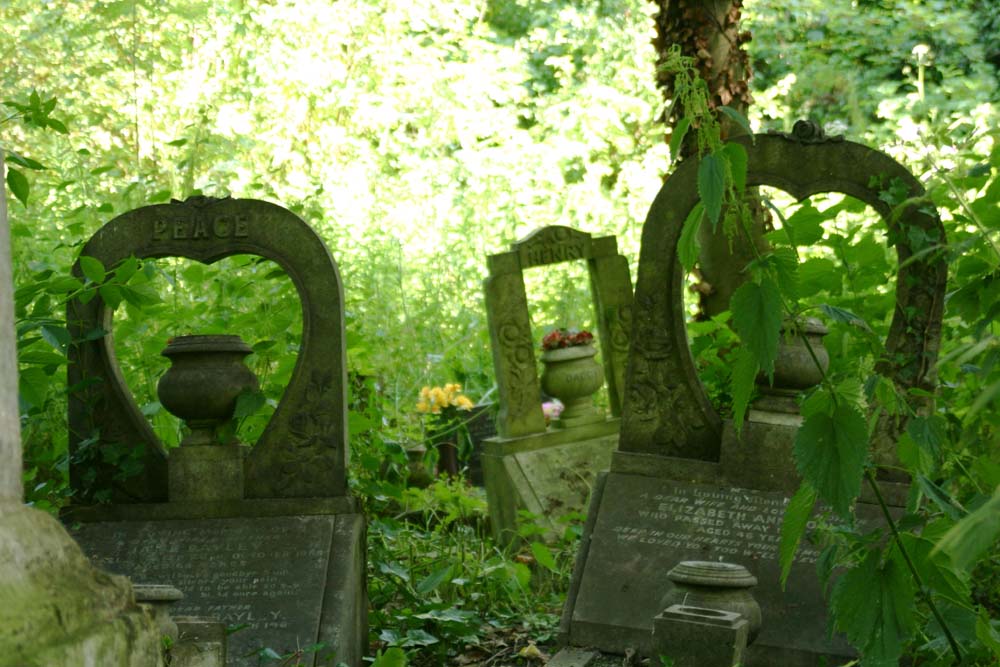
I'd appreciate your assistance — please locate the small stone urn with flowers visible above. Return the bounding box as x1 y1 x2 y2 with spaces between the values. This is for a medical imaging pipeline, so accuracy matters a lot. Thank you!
540 328 605 429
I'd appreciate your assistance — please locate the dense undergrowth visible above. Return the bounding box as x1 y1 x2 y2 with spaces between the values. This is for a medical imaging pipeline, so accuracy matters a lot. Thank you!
4 0 1000 664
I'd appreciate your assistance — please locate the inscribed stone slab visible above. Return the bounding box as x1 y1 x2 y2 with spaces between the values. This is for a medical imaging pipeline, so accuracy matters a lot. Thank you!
73 515 342 667
565 472 870 664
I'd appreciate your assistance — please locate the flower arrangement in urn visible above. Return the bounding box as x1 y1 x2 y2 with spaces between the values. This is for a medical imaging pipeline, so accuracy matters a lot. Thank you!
539 328 604 428
541 328 594 350
416 383 474 477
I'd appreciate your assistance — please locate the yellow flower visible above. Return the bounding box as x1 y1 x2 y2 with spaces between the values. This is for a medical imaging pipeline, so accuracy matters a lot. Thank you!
454 395 474 410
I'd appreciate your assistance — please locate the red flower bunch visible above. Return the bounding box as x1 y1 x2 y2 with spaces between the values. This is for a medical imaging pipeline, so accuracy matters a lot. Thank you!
541 328 594 351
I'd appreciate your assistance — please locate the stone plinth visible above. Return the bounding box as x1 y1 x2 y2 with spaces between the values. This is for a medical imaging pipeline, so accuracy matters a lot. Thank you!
651 606 749 667
482 420 617 543
71 504 366 667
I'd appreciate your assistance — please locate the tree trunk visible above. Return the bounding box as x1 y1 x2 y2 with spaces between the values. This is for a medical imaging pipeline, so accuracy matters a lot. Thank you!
651 0 767 317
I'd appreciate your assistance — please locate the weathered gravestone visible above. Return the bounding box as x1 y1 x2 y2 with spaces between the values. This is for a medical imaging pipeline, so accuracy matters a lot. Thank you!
65 196 367 667
482 226 632 543
553 125 947 666
0 158 164 667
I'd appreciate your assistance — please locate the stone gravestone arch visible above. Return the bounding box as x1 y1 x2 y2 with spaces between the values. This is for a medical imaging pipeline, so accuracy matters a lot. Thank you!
555 126 946 666
68 195 348 502
482 225 632 542
67 196 366 667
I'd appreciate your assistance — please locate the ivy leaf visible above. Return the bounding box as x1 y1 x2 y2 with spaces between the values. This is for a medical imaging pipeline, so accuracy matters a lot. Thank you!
79 256 106 283
793 402 868 518
932 485 1000 571
678 202 704 271
779 482 818 589
730 346 758 434
718 105 753 138
831 549 916 667
670 117 691 162
698 152 726 229
5 166 29 206
730 276 783 380
721 141 748 193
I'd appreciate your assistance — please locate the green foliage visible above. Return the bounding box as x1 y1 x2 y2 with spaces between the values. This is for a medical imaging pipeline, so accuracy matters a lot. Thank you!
830 549 917 667
4 0 1000 663
778 482 817 589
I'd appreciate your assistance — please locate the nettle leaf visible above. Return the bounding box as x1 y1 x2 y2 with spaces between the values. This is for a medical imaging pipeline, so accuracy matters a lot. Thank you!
793 402 868 518
769 247 799 301
831 549 916 667
932 485 1000 571
798 258 840 298
6 166 29 206
906 415 946 462
670 117 691 162
698 152 726 229
720 141 748 193
890 533 970 606
820 304 872 332
730 347 758 434
678 202 704 271
779 482 818 589
731 276 783 380
783 202 826 246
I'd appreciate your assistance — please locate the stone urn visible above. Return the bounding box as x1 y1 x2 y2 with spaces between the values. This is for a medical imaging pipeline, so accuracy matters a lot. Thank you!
659 561 762 643
540 344 605 428
158 335 259 446
755 317 829 413
157 334 258 501
133 584 184 643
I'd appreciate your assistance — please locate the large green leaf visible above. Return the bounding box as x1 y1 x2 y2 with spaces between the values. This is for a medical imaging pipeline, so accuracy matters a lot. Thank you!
730 346 758 434
890 533 970 606
720 141 748 193
932 485 1000 571
730 276 783 379
79 255 106 283
779 482 818 589
5 166 29 206
793 403 868 518
678 202 704 271
830 549 917 667
698 152 726 229
670 117 691 162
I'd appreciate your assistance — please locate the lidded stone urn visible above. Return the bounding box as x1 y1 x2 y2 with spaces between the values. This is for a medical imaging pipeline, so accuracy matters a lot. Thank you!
754 317 829 413
157 334 259 501
659 560 762 643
